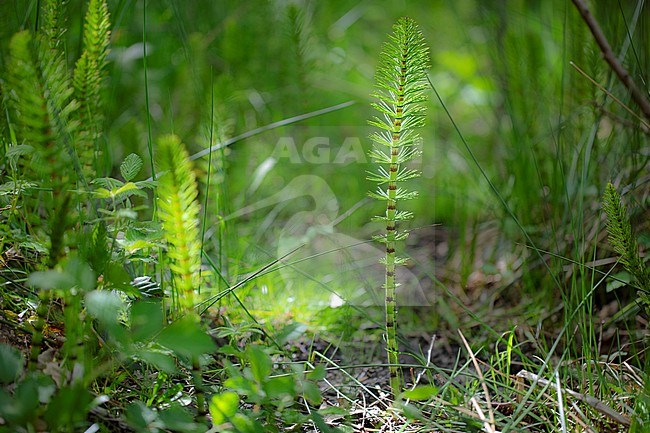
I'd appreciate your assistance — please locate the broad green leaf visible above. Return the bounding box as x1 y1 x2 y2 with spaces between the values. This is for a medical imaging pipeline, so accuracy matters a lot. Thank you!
44 385 93 429
0 343 24 384
157 316 216 358
301 381 322 405
306 364 326 381
126 401 158 429
0 385 38 424
93 187 113 199
112 208 139 220
66 257 96 292
85 290 125 330
209 391 239 424
33 373 57 403
264 375 295 400
400 384 438 401
137 350 177 373
310 411 338 433
274 322 306 345
246 345 271 384
158 404 201 432
103 262 137 295
29 257 95 293
607 271 631 292
398 400 426 420
224 374 259 398
130 301 163 342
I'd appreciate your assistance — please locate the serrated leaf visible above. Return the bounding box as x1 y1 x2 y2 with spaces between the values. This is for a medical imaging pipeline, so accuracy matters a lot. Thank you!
92 177 123 190
135 180 157 189
5 145 34 171
120 153 143 181
111 181 142 198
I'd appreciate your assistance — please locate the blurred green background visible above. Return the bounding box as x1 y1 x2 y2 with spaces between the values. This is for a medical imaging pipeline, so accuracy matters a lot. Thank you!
1 0 647 327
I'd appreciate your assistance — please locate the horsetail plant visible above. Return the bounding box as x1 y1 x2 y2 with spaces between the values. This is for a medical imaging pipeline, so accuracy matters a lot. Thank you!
73 0 111 179
156 134 202 314
5 0 79 368
602 182 650 317
367 17 430 398
155 134 207 419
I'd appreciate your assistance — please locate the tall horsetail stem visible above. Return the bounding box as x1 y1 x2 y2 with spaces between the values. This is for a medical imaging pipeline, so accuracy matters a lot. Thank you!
367 17 430 398
156 134 207 419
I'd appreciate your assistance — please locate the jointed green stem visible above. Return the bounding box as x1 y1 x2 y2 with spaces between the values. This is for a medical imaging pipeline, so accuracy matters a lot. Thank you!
367 17 430 399
386 99 404 396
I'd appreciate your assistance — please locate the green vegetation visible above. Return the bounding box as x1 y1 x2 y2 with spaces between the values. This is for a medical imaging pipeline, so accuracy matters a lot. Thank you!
603 182 650 317
0 1 647 432
367 17 430 398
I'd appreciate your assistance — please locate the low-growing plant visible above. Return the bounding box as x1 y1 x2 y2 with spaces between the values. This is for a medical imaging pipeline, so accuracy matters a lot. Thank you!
210 344 332 433
602 181 650 318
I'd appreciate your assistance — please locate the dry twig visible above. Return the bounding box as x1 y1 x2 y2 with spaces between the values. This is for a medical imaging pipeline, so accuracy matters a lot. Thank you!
571 0 650 122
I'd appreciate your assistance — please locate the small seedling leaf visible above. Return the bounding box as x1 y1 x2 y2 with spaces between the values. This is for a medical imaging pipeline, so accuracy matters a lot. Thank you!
120 153 143 181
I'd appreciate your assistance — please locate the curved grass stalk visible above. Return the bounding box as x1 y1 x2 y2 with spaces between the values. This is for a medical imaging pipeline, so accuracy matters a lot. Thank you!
367 17 430 399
